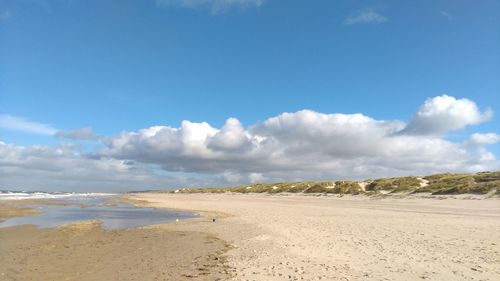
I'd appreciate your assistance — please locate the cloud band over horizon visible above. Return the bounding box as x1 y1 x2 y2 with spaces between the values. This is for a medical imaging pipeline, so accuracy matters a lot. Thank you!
0 95 499 191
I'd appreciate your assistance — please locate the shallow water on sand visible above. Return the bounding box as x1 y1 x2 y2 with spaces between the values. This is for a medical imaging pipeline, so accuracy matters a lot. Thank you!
0 197 198 230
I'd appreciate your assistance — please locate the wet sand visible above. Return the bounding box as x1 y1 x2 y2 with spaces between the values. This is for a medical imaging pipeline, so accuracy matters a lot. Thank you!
0 202 41 219
0 201 231 281
130 193 500 281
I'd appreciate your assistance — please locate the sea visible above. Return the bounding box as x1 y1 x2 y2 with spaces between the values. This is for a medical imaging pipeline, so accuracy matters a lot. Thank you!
0 190 115 200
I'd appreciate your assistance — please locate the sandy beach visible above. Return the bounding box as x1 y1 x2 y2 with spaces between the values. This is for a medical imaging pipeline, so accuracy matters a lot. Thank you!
129 193 500 281
0 200 231 281
1 194 499 280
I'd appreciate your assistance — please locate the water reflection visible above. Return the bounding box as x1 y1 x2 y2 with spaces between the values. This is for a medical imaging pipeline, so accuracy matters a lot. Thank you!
0 197 197 230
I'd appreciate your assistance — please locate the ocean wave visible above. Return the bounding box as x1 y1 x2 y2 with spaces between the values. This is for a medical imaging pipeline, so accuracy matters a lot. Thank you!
0 191 116 200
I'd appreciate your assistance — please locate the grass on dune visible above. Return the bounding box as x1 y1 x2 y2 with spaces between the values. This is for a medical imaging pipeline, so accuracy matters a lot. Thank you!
162 171 500 196
365 177 421 193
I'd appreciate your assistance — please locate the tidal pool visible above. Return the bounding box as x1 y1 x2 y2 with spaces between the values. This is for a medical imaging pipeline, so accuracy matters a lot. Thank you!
0 196 198 230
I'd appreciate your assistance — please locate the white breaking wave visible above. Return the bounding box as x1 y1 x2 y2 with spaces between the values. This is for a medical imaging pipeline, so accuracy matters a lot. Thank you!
0 191 116 200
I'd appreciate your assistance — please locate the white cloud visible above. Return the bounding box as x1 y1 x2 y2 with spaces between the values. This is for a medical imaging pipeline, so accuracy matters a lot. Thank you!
467 133 500 147
156 0 265 13
344 9 388 25
207 118 252 152
401 95 492 135
55 127 98 141
100 97 499 185
248 172 264 183
1 95 499 191
0 141 195 192
0 114 57 135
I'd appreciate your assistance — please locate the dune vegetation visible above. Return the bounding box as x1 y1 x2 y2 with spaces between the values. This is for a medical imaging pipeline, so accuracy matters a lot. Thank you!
158 171 500 196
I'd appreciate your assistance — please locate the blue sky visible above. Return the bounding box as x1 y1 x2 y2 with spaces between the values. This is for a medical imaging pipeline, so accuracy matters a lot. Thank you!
0 0 499 191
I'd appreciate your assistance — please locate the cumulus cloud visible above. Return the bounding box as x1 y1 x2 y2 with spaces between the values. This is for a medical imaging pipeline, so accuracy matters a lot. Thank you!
344 9 388 25
0 114 57 135
467 133 500 147
207 118 253 152
100 99 499 185
56 127 98 141
400 95 492 135
156 0 265 13
2 95 499 191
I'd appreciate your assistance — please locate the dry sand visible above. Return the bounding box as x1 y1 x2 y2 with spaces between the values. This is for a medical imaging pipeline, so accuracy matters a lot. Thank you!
0 201 231 281
130 193 500 281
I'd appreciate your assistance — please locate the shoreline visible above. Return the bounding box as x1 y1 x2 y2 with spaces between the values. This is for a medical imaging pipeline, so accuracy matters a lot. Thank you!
128 193 500 281
117 196 234 221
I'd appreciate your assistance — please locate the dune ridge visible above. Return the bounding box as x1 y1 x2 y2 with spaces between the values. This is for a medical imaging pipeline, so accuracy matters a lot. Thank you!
157 171 500 196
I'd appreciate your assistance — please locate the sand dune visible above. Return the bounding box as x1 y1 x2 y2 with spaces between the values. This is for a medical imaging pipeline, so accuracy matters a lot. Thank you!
132 193 500 281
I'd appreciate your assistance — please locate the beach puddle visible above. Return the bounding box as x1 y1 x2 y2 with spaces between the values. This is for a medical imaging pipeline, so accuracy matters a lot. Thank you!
0 197 197 230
